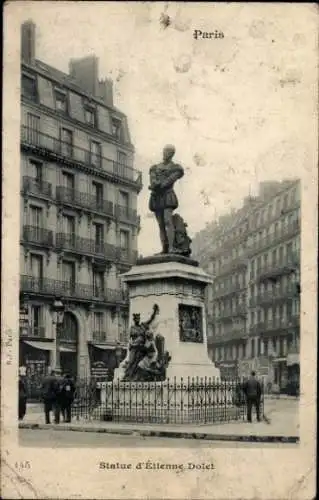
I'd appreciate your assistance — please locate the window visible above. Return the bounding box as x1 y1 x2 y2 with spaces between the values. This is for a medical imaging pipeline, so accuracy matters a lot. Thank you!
62 171 75 191
93 312 104 333
117 151 127 166
90 141 101 167
119 190 129 214
55 90 68 113
63 215 75 246
22 74 37 101
29 205 43 227
84 107 95 126
93 223 104 251
62 261 75 291
278 246 284 263
28 160 42 184
120 230 129 255
112 118 122 140
30 254 43 279
275 197 281 213
271 248 277 264
92 182 103 207
93 272 104 297
30 305 42 336
26 113 40 145
60 128 73 157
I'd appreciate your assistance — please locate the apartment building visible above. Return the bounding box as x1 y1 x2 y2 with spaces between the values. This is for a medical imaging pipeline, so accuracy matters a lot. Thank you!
245 180 300 392
193 180 300 393
19 21 142 380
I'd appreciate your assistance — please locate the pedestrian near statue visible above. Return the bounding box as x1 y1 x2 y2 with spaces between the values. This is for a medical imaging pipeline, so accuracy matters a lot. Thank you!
41 369 60 424
18 373 27 421
57 373 76 423
242 371 263 423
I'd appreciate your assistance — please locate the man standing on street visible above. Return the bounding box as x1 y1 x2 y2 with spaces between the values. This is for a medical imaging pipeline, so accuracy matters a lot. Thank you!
58 373 76 423
243 371 262 423
41 369 59 424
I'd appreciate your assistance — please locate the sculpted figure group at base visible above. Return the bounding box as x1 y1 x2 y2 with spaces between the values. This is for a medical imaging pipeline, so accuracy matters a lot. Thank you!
149 145 192 257
119 304 171 382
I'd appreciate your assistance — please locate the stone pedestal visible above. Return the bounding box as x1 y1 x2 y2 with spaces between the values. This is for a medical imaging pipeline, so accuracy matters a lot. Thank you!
119 255 220 380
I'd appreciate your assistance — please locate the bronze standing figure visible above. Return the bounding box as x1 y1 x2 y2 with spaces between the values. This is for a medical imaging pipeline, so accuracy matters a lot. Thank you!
148 145 185 254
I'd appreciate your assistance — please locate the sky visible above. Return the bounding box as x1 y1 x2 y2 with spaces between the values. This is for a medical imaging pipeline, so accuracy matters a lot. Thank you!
14 2 317 255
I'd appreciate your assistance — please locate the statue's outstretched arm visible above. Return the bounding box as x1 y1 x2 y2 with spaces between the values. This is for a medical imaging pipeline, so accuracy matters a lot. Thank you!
144 304 160 326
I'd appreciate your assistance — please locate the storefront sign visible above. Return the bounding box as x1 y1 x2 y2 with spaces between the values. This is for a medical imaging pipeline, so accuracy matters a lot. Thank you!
19 305 29 334
91 361 109 380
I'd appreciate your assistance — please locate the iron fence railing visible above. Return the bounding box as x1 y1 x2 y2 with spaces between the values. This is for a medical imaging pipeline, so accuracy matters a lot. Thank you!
69 377 264 425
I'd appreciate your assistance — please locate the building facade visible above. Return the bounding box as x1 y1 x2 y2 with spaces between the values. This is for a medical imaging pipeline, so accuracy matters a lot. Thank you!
19 21 142 380
193 180 300 393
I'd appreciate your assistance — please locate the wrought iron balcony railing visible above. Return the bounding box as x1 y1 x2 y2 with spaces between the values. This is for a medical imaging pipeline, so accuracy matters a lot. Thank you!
21 126 142 189
256 255 300 282
92 331 108 343
115 204 140 226
56 186 114 216
20 326 46 337
249 316 300 335
216 256 247 277
20 275 127 304
249 286 298 307
22 176 53 198
212 283 245 299
22 225 54 246
207 326 248 344
247 221 300 255
56 233 118 260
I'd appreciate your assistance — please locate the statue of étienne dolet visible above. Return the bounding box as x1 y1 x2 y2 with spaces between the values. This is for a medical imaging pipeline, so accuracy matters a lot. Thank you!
148 145 192 256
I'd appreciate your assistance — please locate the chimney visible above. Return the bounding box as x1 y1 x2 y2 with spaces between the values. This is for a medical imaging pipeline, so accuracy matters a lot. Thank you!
98 78 114 107
21 20 36 64
69 55 99 96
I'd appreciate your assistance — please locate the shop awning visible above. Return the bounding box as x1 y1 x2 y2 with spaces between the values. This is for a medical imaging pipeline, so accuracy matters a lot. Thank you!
272 357 287 363
23 340 54 351
59 345 77 353
91 343 115 351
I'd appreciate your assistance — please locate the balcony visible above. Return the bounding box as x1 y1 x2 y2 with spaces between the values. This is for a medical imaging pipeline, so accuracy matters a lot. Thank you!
115 204 140 226
257 255 299 282
21 126 142 191
216 256 247 277
208 327 248 344
22 176 53 198
249 316 299 336
249 286 297 307
56 233 117 260
22 225 54 247
214 305 246 321
20 326 46 338
212 283 245 299
248 220 300 255
56 186 114 217
20 275 127 304
92 331 108 343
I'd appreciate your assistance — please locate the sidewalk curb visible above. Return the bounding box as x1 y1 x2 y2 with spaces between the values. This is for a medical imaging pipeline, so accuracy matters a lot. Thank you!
19 423 299 443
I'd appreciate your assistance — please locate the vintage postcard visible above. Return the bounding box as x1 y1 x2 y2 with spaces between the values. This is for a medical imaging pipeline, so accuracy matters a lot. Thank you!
1 2 318 499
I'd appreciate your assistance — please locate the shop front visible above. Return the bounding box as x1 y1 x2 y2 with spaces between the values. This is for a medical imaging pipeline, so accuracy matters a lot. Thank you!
273 358 288 393
19 339 54 400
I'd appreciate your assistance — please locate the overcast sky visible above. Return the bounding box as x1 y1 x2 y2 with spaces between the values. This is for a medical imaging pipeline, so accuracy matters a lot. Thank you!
15 2 317 255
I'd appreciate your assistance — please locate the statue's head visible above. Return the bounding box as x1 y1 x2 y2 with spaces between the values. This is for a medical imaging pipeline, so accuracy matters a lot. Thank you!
163 144 176 163
133 313 140 325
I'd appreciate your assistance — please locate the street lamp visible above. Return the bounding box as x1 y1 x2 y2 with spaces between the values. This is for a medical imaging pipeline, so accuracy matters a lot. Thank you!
52 298 65 375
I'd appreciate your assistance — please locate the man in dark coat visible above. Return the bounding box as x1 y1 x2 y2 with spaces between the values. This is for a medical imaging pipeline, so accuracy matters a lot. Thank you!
58 373 76 423
41 370 59 424
18 374 28 420
242 371 262 422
